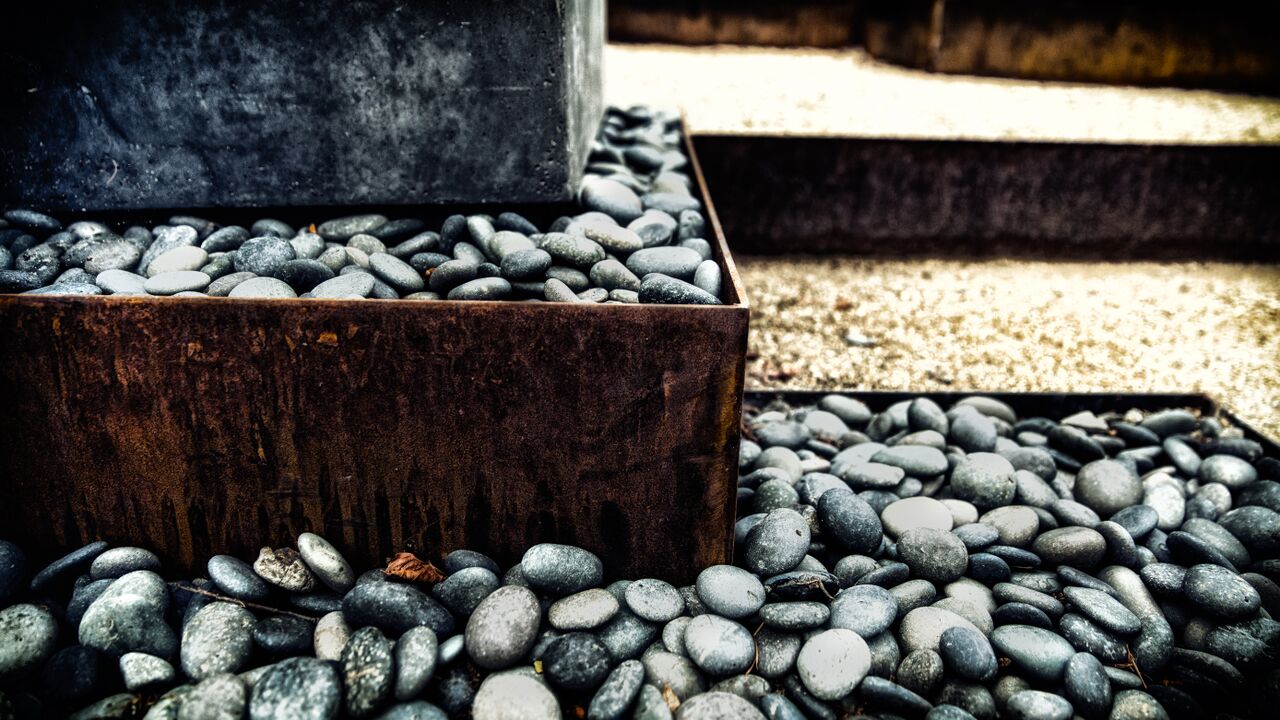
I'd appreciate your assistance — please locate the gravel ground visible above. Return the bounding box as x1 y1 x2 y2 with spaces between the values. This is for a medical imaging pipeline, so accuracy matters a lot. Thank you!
739 257 1280 439
606 44 1280 143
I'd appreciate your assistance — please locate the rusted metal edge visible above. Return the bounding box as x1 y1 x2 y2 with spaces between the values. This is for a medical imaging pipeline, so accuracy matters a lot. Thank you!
744 390 1279 453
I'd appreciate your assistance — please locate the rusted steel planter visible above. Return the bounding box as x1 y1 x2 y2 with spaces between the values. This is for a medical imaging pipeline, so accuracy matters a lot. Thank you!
0 137 748 585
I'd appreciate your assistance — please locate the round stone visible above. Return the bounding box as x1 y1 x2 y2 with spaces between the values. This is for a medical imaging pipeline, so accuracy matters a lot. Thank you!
624 578 684 623
1032 527 1107 568
743 508 810 575
543 632 611 691
472 672 560 720
144 270 212 295
432 567 500 617
580 178 644 223
1183 564 1262 620
978 507 1040 548
1199 454 1258 489
1110 690 1170 720
872 446 949 477
1006 690 1072 720
228 276 297 298
1063 587 1142 635
465 586 540 669
830 585 898 638
146 245 209 277
89 547 161 580
676 691 766 719
990 625 1075 684
796 629 871 701
312 611 350 661
79 570 176 658
548 588 620 631
899 607 983 655
684 615 755 676
297 533 355 593
119 652 175 692
938 626 997 682
342 581 456 637
521 544 603 595
0 604 58 676
695 565 766 619
897 528 969 584
248 657 342 720
625 246 703 281
391 626 437 702
234 237 295 276
182 602 255 680
818 489 884 553
1074 460 1144 516
882 496 954 537
951 453 1017 509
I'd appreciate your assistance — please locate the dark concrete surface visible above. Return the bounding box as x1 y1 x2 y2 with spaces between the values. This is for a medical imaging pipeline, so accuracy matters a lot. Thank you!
0 0 603 211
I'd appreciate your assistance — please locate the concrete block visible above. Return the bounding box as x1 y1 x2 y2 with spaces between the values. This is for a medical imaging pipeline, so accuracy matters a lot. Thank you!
0 0 604 211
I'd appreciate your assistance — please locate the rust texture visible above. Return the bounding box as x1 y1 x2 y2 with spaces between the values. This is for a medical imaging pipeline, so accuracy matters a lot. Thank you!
0 144 747 586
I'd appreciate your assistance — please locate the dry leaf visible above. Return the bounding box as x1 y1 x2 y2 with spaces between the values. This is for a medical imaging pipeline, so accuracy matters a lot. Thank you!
308 223 317 234
384 552 446 584
662 683 680 712
834 297 853 310
534 660 543 674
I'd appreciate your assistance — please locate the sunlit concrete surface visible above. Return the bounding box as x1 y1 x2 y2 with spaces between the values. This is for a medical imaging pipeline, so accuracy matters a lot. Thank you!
739 257 1280 438
606 44 1280 144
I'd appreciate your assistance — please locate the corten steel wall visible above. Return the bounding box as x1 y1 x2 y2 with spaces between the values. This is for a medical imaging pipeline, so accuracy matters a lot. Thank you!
609 0 863 47
693 136 1280 260
0 137 748 585
0 0 604 210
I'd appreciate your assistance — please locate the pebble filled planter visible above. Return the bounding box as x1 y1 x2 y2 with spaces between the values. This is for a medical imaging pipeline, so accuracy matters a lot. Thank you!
1 392 1277 718
0 107 749 584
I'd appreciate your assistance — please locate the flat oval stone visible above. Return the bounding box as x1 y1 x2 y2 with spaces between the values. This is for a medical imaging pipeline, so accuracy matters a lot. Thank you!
588 659 644 720
1063 587 1142 635
626 246 702 281
1063 652 1111 719
342 626 394 717
938 626 997 682
990 625 1075 684
597 607 660 664
797 628 871 701
465 585 540 670
274 259 335 291
638 273 721 305
432 567 500 617
182 602 255 680
744 508 810 576
580 178 644 224
760 601 829 631
624 578 684 623
899 606 982 655
95 269 148 295
695 565 766 619
1200 454 1258 489
368 252 425 293
297 533 355 593
313 611 351 661
1031 527 1106 568
1183 563 1262 619
318 214 388 241
147 245 209 277
89 547 161 580
144 270 211 295
343 581 456 637
1110 690 1170 720
472 672 560 720
1006 690 1072 720
543 632 611 691
521 544 603 595
84 240 143 274
234 236 295 276
208 554 271 601
1112 505 1160 540
548 588 620 631
119 652 175 692
253 615 313 656
448 277 511 300
872 446 948 477
818 489 884 553
0 604 58 676
389 626 437 702
684 615 755 676
897 528 969 583
881 496 953 538
228 276 297 298
248 656 341 720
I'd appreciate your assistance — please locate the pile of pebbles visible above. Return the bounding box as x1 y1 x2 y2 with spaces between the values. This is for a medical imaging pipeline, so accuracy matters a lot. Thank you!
2 395 1279 719
0 106 722 305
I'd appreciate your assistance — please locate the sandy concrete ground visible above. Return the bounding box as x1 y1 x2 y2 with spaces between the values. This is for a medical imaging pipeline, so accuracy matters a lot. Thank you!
605 44 1280 143
738 257 1280 439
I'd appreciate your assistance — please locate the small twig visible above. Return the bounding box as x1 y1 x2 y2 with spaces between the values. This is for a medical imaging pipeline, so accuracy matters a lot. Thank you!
168 582 318 622
1125 644 1148 689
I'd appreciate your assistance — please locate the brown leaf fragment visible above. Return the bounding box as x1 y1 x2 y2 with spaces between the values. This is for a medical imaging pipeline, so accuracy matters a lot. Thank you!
384 552 446 584
663 683 681 712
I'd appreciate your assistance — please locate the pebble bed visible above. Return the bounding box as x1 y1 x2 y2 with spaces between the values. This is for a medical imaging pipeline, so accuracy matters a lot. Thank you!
2 394 1279 719
0 106 723 305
